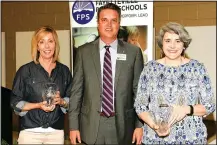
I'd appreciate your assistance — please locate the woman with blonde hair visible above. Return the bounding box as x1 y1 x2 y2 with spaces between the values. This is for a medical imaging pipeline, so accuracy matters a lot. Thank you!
10 26 72 144
126 26 141 47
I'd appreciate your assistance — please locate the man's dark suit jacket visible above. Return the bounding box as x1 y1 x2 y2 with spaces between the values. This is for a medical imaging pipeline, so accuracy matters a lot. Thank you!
69 39 144 145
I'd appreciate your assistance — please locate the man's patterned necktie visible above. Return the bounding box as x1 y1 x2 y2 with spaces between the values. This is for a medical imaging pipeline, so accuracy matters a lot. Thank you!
102 45 114 117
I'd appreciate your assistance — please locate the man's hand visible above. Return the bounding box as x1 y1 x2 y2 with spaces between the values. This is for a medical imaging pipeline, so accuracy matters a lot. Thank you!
132 127 143 144
70 130 81 144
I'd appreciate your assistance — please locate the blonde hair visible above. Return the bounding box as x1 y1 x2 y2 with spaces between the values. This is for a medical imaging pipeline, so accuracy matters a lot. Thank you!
126 26 140 37
31 26 60 64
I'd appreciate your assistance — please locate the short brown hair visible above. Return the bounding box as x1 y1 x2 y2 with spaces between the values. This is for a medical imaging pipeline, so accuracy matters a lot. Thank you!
157 22 192 56
31 25 60 64
97 3 121 22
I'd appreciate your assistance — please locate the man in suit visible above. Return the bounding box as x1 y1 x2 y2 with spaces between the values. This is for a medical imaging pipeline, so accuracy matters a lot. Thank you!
69 3 144 145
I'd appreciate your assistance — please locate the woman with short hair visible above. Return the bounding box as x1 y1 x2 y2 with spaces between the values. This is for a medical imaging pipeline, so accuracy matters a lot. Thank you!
134 22 215 144
11 26 73 144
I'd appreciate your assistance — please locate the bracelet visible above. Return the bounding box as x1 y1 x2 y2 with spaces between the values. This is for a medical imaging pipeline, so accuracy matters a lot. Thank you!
61 99 68 108
187 105 194 116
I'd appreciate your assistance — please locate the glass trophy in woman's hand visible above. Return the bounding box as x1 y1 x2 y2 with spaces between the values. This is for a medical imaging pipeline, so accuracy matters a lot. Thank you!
154 96 173 136
156 104 173 135
42 83 58 106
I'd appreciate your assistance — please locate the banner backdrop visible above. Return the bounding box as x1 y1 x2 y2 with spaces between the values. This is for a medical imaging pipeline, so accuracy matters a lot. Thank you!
69 1 153 69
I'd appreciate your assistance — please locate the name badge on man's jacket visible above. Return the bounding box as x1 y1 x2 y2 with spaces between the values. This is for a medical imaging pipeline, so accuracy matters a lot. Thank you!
117 54 126 61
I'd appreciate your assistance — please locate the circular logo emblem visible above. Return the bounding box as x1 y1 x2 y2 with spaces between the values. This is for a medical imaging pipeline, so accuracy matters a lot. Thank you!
72 1 95 25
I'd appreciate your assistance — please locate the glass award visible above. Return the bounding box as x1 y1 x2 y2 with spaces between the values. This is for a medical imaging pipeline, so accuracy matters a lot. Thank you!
153 96 173 135
42 83 58 106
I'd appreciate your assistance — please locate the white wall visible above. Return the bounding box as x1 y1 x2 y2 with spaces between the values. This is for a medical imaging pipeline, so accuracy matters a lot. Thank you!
1 32 6 87
185 26 216 121
16 30 71 71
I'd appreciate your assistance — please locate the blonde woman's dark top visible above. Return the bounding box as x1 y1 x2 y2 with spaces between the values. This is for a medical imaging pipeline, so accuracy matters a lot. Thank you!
11 61 73 130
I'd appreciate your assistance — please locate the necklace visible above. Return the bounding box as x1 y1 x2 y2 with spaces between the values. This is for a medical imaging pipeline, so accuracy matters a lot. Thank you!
164 57 183 67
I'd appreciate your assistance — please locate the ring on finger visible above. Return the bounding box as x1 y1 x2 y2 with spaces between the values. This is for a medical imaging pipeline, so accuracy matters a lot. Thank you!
51 106 55 111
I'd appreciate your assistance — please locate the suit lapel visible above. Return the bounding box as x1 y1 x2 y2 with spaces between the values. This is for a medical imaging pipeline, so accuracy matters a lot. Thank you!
115 40 125 91
91 39 125 93
91 39 102 90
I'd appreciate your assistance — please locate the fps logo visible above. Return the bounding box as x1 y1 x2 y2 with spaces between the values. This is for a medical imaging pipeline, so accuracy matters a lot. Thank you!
72 1 95 25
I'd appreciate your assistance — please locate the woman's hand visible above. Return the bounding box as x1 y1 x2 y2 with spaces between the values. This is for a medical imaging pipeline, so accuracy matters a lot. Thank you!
147 121 170 137
39 101 55 112
53 91 65 106
168 105 190 127
138 112 170 137
155 122 170 137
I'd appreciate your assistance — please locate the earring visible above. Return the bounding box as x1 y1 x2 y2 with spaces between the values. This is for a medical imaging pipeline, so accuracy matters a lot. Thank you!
160 50 165 58
160 52 163 58
184 52 187 58
183 49 186 58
